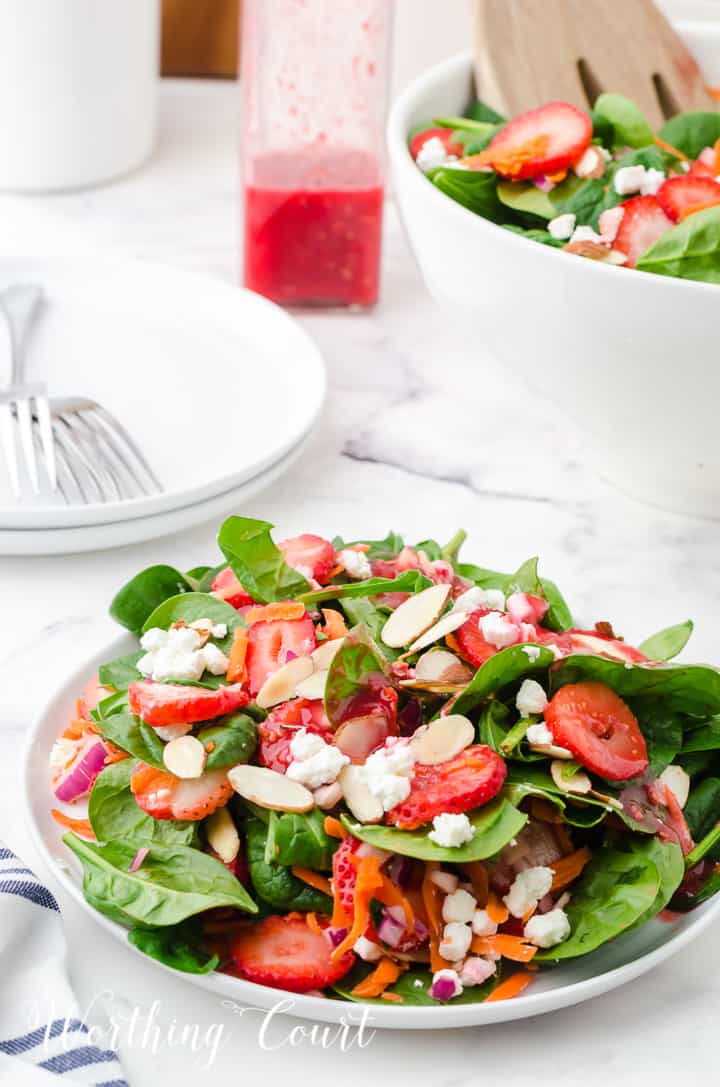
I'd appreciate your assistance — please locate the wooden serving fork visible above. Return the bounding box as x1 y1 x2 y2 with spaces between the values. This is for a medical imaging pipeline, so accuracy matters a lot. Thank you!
474 0 716 127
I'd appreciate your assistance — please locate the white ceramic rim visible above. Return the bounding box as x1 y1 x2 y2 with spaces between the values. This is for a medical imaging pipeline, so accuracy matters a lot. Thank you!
23 634 720 1029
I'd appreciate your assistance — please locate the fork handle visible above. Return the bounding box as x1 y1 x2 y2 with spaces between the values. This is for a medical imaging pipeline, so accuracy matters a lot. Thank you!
0 284 44 386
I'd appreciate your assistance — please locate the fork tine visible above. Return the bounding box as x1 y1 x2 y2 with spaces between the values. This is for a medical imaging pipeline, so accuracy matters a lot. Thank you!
34 393 57 491
0 401 20 497
54 416 109 503
15 396 40 493
68 411 123 502
93 406 162 493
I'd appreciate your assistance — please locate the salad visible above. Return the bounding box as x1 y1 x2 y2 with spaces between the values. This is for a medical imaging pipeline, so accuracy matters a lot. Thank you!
50 516 720 1006
410 93 720 282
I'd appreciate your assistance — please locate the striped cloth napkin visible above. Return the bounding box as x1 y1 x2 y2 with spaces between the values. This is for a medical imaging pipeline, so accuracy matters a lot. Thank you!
0 843 129 1087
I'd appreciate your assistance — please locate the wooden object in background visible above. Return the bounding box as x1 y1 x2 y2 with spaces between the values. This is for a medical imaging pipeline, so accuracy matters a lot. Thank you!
161 0 239 78
474 0 715 128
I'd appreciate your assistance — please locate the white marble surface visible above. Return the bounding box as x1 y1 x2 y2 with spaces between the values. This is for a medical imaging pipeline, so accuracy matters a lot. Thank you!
1 78 719 1086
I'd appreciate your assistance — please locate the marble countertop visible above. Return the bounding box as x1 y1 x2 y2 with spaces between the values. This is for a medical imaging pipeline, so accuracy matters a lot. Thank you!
1 78 719 1087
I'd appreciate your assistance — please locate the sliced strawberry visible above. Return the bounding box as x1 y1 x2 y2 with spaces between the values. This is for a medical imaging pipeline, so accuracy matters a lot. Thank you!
506 592 548 625
470 102 592 181
130 762 233 821
387 744 507 830
77 675 114 720
545 681 648 781
569 630 648 664
211 566 255 608
454 609 496 667
246 615 317 696
128 680 249 726
277 534 336 582
231 914 354 993
689 159 716 178
410 127 463 161
656 174 720 222
258 698 332 773
613 195 673 267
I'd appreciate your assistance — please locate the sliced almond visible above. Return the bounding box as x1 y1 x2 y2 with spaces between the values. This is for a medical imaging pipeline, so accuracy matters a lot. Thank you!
311 637 345 671
658 764 690 809
313 781 343 810
154 722 194 742
410 714 475 765
399 680 468 694
338 764 383 824
163 735 207 779
228 764 314 812
529 742 574 760
256 655 314 709
550 759 592 795
335 714 391 762
414 648 472 685
206 805 240 863
294 670 329 701
406 610 470 655
381 584 452 649
589 790 624 811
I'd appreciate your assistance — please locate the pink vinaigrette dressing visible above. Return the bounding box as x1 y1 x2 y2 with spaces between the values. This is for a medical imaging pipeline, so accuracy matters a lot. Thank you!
244 148 384 307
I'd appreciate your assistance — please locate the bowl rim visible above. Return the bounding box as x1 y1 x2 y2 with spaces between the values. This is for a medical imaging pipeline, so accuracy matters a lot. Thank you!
387 50 720 300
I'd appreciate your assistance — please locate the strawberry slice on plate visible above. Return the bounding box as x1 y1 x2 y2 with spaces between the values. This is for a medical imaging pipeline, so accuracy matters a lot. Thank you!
131 763 233 820
211 566 255 608
278 533 336 582
545 681 648 781
246 615 316 695
258 698 332 772
454 608 497 668
656 175 720 222
467 101 592 181
128 680 249 726
613 195 672 267
387 744 507 830
410 127 463 161
231 914 355 993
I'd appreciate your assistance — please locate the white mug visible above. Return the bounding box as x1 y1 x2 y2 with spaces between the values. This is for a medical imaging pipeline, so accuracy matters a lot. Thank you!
0 0 160 192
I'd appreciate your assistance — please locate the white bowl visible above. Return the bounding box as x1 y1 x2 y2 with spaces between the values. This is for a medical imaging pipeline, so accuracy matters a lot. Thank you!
388 53 720 519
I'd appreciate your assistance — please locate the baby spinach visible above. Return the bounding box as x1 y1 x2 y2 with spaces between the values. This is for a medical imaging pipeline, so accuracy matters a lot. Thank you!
324 626 390 727
245 818 331 912
450 125 499 155
456 559 573 631
453 643 554 717
631 838 684 928
467 98 506 125
128 922 219 974
341 798 527 862
659 111 720 159
64 833 256 928
332 531 404 560
94 712 166 769
681 718 720 752
88 760 197 846
332 964 498 1005
110 565 194 635
636 206 720 284
685 823 720 868
639 620 693 662
297 570 430 606
477 700 512 753
430 167 507 223
265 808 336 870
198 713 257 769
92 689 131 721
550 654 720 716
592 93 654 150
440 528 467 564
218 515 310 602
551 147 665 229
141 592 241 650
684 778 720 843
497 181 555 220
636 707 683 777
503 225 565 248
98 650 143 691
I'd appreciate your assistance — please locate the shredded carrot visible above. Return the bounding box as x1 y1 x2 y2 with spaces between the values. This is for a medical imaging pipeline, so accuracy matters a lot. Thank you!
381 992 404 1003
245 601 306 624
320 608 348 640
550 846 592 893
463 135 550 179
332 855 384 959
708 86 720 101
322 564 345 583
654 134 689 162
291 867 333 897
472 934 538 963
484 972 534 1003
375 874 415 931
62 718 99 740
445 632 463 655
350 957 405 998
421 862 448 972
461 862 489 907
103 747 129 765
205 740 216 753
305 912 323 935
323 816 346 839
486 891 510 926
51 809 95 839
226 628 248 684
522 904 537 924
546 168 567 183
679 198 720 221
714 137 720 176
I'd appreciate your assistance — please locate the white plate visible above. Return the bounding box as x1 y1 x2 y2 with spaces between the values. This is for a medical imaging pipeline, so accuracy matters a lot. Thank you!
24 638 720 1029
0 257 326 528
0 430 310 554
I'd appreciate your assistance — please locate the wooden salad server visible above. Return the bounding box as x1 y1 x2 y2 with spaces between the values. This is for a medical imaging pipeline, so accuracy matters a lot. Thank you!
474 0 716 127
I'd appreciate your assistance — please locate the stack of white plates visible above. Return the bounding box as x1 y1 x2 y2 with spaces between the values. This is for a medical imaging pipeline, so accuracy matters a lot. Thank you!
0 257 326 554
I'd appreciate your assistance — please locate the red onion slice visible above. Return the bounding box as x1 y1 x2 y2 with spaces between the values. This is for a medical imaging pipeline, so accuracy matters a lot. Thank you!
129 847 150 873
52 736 108 803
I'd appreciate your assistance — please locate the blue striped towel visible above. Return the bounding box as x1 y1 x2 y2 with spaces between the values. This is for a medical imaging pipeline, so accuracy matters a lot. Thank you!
0 843 129 1087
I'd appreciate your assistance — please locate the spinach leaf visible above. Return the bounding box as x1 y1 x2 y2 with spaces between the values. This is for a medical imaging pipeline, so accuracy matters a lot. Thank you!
592 93 654 150
88 760 197 845
441 529 467 565
659 111 720 159
198 713 257 769
245 818 331 912
128 922 219 974
550 655 720 716
636 206 720 284
98 651 143 691
635 706 683 777
503 225 565 248
467 98 506 125
92 690 131 721
551 147 665 229
504 767 645 831
341 798 527 862
681 718 720 752
332 532 403 560
449 125 499 155
456 560 573 631
110 566 194 635
324 626 390 727
94 712 166 769
497 181 555 220
684 778 720 843
141 592 241 650
477 700 511 753
430 167 507 223
631 838 685 928
639 620 693 661
332 963 498 1005
534 837 664 961
265 808 336 870
64 833 256 927
453 644 554 717
218 515 310 602
298 570 431 606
